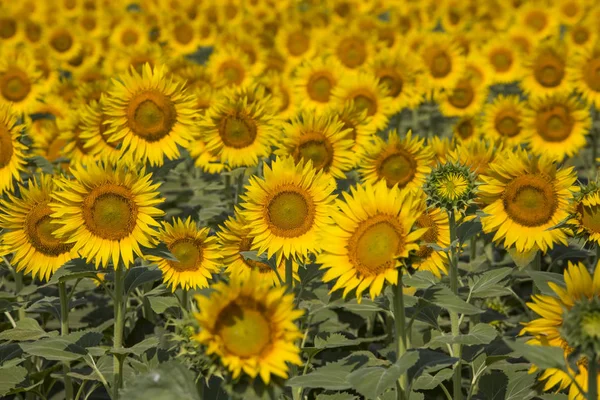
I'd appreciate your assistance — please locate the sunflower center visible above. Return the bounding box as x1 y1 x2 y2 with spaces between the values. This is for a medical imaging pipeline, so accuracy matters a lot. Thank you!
415 213 438 259
82 184 138 240
378 150 416 188
0 123 14 168
121 29 139 46
503 174 557 227
219 60 245 85
217 302 271 358
0 17 17 39
534 53 565 88
0 69 32 102
583 58 600 92
535 105 573 142
174 22 194 45
50 29 74 53
25 20 42 42
490 49 513 72
168 239 202 272
266 187 314 238
378 71 403 97
307 73 334 103
219 114 257 148
127 91 177 142
351 91 377 116
456 118 475 140
562 1 579 17
239 237 272 272
448 81 474 109
579 204 600 234
26 204 74 256
349 215 404 277
495 112 520 137
430 50 451 78
337 36 367 68
295 132 334 171
287 31 310 57
572 27 590 44
525 11 548 32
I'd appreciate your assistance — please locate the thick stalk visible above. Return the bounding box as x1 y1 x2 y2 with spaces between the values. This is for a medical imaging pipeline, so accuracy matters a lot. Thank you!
592 127 598 179
589 356 598 400
595 244 600 268
59 282 74 400
14 269 25 321
469 236 477 262
393 268 408 400
285 257 294 290
112 264 125 399
531 251 541 295
448 211 462 400
180 289 189 313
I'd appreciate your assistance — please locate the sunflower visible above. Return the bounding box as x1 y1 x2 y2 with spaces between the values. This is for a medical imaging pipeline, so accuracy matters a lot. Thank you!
420 33 466 91
78 94 122 163
428 136 453 165
452 115 482 143
565 20 597 53
557 0 587 25
481 95 527 147
55 111 97 165
0 6 24 46
0 46 42 114
45 22 83 61
193 271 303 383
521 40 571 98
218 212 299 286
103 63 198 166
568 44 600 108
206 44 260 87
507 27 534 56
319 180 426 301
239 156 337 260
0 176 78 281
478 149 578 253
447 138 500 177
522 93 590 162
413 207 450 278
105 44 166 76
257 72 296 120
276 112 355 179
50 162 165 268
110 15 149 50
480 36 524 84
189 138 229 174
293 56 345 111
0 105 27 195
327 26 374 72
147 217 221 291
274 22 318 66
438 77 487 117
425 163 477 211
520 261 599 399
163 15 200 56
197 90 275 169
569 184 600 245
516 3 559 40
325 102 376 161
360 130 433 191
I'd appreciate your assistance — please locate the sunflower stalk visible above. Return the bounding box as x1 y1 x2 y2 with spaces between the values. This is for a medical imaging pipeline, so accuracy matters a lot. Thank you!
589 356 598 400
531 251 541 295
393 268 408 400
285 257 294 290
59 281 74 400
112 263 126 400
448 210 462 400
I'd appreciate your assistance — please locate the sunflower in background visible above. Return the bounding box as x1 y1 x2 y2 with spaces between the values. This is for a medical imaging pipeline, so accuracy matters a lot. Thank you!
569 43 600 108
447 138 500 178
481 95 527 147
438 76 488 117
516 3 559 40
521 39 571 98
78 94 123 164
206 45 260 88
412 207 450 278
420 33 466 91
274 21 319 69
325 103 375 163
0 105 27 195
564 19 597 53
428 136 454 166
327 25 374 72
0 45 42 114
480 36 524 84
293 56 345 112
452 115 481 144
569 182 600 245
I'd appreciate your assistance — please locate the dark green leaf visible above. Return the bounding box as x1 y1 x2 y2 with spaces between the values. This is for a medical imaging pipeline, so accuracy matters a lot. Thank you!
45 258 97 285
412 368 453 390
287 362 356 390
128 337 160 356
20 331 102 362
428 324 497 347
479 371 508 400
119 361 200 400
505 340 566 370
26 156 54 174
403 271 438 289
148 296 180 314
124 266 163 294
0 365 27 396
426 286 483 315
457 220 482 243
315 394 357 400
407 349 457 382
470 268 513 295
0 318 54 341
314 333 386 349
140 243 179 261
505 370 536 400
528 271 565 296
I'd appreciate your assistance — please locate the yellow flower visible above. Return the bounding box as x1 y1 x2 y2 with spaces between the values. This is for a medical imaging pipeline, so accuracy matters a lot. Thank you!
0 45 42 115
478 149 577 253
568 44 600 109
521 40 571 99
193 271 303 383
480 36 524 84
420 33 466 91
319 180 426 301
147 218 221 291
239 156 337 260
0 175 78 281
516 3 559 40
325 102 376 162
413 207 450 278
206 44 260 87
109 14 150 50
570 185 600 245
274 22 318 66
50 162 165 268
447 138 500 177
0 105 27 195
162 15 201 56
481 95 526 147
438 77 488 117
293 56 345 111
45 21 83 61
327 26 375 72
452 115 482 143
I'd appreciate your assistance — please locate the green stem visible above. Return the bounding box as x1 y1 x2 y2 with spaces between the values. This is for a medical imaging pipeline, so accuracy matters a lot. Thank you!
14 268 25 321
59 282 74 400
469 236 477 262
595 244 600 268
531 251 541 296
112 264 125 399
589 356 598 400
285 257 293 290
393 268 408 400
448 211 462 400
592 127 598 180
180 289 189 312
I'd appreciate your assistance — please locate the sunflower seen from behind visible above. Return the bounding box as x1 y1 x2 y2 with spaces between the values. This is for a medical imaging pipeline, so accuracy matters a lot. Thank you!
50 161 165 268
319 180 426 301
0 175 77 281
239 156 337 260
193 271 303 383
478 149 577 253
0 105 27 195
147 217 221 291
103 63 198 167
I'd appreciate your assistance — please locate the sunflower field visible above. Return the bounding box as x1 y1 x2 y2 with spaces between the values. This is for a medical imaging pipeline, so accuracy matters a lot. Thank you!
5 0 600 400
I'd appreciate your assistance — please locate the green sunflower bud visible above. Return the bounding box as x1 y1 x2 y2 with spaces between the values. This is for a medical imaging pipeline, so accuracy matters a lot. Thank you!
562 296 600 358
424 162 477 211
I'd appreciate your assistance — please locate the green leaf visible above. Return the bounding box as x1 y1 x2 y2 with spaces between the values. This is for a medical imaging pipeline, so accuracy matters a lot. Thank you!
0 318 54 341
0 365 27 396
148 296 180 314
316 394 357 400
124 266 163 295
140 242 179 261
539 395 568 400
428 324 497 347
426 286 483 315
457 220 482 243
119 361 200 400
470 268 513 295
528 271 565 296
26 156 54 174
505 370 536 400
479 371 508 400
314 333 386 349
403 271 438 289
287 362 355 390
45 258 97 285
505 340 566 370
20 331 102 362
346 351 419 399
412 368 453 391
128 337 160 356
331 298 385 314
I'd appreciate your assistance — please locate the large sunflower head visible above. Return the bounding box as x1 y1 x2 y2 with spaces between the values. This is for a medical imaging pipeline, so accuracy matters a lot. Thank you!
522 93 591 162
521 40 570 98
424 162 477 212
0 105 27 195
218 211 299 286
412 206 450 278
239 156 337 260
103 63 199 166
193 271 303 383
147 217 221 291
478 149 578 253
0 175 78 281
292 56 345 111
50 161 166 268
319 180 426 301
360 129 433 191
482 94 526 147
276 112 355 179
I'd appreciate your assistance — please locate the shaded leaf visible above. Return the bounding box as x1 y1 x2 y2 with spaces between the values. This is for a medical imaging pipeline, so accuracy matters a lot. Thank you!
505 340 566 370
128 337 160 356
457 220 482 243
505 370 536 400
479 371 508 400
403 271 438 289
287 362 356 390
120 360 200 400
148 296 180 314
412 368 453 391
0 318 53 341
428 324 497 347
0 365 27 396
125 266 163 295
470 268 513 295
528 271 565 296
425 286 483 315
